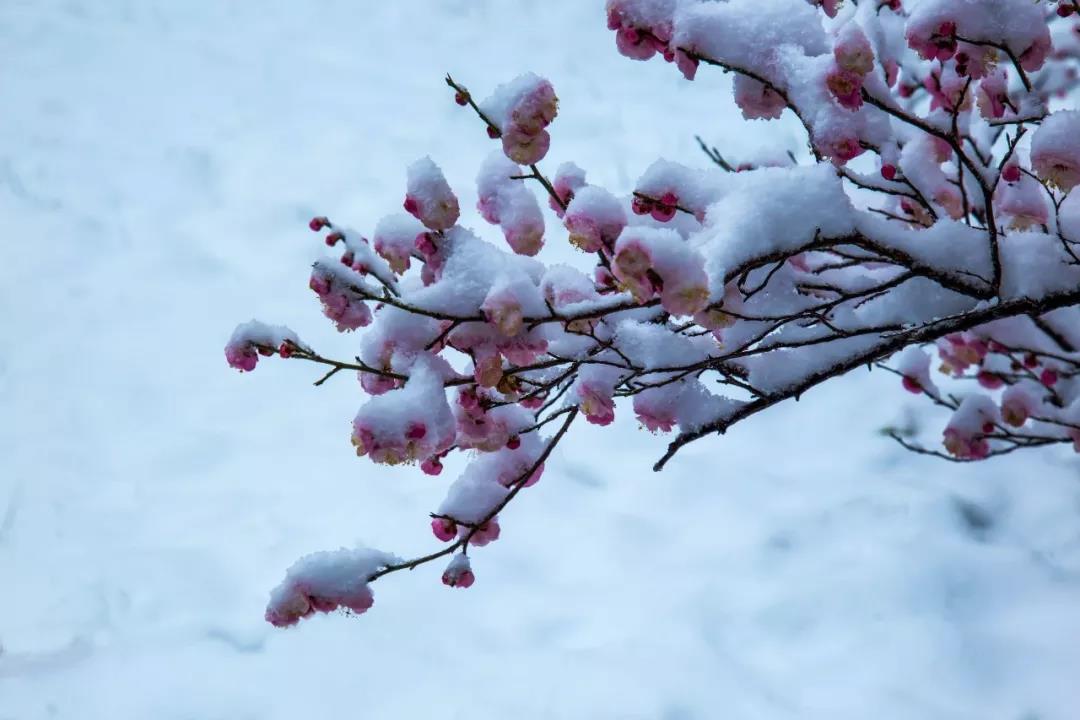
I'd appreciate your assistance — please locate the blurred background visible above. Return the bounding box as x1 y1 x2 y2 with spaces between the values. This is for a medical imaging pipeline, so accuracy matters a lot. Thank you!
2 1 1079 718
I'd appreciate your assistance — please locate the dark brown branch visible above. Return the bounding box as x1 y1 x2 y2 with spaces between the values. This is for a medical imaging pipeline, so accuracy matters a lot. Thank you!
367 408 578 583
654 286 1080 470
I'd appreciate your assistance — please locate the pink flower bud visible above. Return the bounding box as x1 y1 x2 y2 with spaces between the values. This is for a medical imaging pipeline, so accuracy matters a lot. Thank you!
431 517 457 542
1031 111 1080 191
441 554 475 587
650 192 678 222
469 519 501 547
225 342 259 372
501 127 551 166
421 455 444 476
1001 386 1034 427
732 74 786 120
826 66 864 111
405 157 461 231
834 25 875 76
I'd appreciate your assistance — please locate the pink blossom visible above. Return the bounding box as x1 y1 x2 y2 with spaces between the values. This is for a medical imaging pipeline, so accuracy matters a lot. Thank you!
660 272 709 317
421 455 444 476
1001 386 1034 427
442 565 475 588
360 370 398 396
481 287 525 337
937 334 986 376
650 192 678 222
320 290 372 331
520 394 544 410
1031 111 1080 191
415 231 439 258
431 517 457 542
925 69 971 113
733 75 786 120
473 349 504 388
675 48 698 81
1019 33 1052 72
907 20 957 63
933 186 964 221
502 126 551 166
693 306 738 333
550 162 586 216
834 25 875 76
631 194 653 216
441 555 476 588
489 77 558 165
883 59 900 87
225 342 259 372
265 553 379 628
826 66 864 110
806 0 840 18
564 187 627 253
498 333 547 366
613 236 656 302
468 519 501 547
404 157 460 231
943 428 991 460
616 26 657 60
510 78 558 135
954 46 996 80
820 133 865 165
994 175 1050 230
633 392 677 432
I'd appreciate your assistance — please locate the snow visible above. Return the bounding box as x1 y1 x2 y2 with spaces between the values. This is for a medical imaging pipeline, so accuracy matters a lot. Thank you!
674 0 828 83
700 163 855 274
404 156 460 231
1030 109 1080 191
906 0 1051 65
3 1 1080 719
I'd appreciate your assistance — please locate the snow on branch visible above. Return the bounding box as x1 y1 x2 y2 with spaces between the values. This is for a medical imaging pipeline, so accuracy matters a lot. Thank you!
229 0 1080 625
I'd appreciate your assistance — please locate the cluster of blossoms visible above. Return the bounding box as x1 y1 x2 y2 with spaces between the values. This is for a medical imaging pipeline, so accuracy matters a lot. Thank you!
230 0 1080 625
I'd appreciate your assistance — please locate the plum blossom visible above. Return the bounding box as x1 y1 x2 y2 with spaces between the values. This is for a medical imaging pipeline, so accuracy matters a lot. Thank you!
564 186 627 253
1031 111 1080 191
265 548 396 627
733 75 786 120
404 157 460 231
441 554 475 588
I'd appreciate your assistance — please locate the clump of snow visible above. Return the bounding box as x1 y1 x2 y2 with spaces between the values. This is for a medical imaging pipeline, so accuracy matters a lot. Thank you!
404 156 460 231
224 320 303 372
1030 110 1080 191
700 163 854 274
265 547 399 627
476 151 546 256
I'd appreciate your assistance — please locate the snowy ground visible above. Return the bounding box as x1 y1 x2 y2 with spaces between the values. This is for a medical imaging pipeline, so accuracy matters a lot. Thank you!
2 2 1080 718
